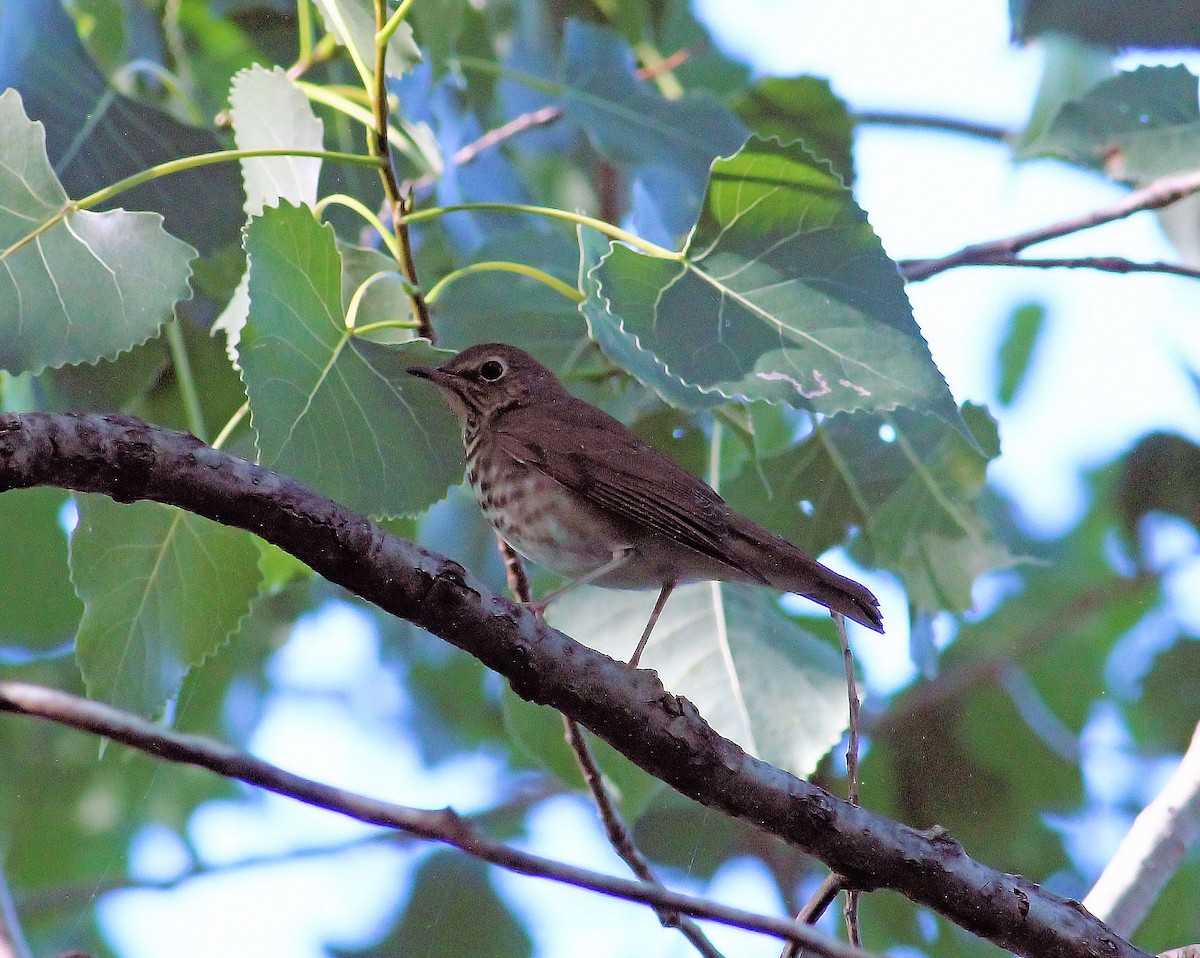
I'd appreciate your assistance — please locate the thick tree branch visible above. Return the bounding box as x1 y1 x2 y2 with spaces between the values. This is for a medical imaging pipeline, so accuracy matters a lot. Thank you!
0 412 1150 958
0 681 867 958
901 168 1200 282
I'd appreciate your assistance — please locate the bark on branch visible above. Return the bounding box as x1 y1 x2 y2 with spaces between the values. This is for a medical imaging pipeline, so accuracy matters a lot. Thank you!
0 412 1149 958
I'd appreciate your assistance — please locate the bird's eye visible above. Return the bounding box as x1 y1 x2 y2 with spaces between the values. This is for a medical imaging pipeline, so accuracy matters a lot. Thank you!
479 359 506 382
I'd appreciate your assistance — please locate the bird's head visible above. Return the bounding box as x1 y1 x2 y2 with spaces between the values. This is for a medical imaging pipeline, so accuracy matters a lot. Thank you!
406 343 560 422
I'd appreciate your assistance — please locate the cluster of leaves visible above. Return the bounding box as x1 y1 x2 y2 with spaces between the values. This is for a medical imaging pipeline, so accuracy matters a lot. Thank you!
0 0 1197 956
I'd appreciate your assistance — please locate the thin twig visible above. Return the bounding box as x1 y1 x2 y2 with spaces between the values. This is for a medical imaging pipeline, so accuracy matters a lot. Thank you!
370 0 431 339
0 681 874 958
19 779 561 917
563 719 726 958
405 106 564 195
494 538 724 958
834 612 862 948
899 255 1200 282
780 874 846 958
852 110 1010 142
404 44 699 196
901 167 1200 282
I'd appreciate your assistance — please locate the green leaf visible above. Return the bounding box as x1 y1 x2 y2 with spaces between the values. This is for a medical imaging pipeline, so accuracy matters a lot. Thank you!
0 89 196 375
996 302 1046 406
69 495 261 716
311 0 421 79
736 76 855 185
229 64 325 215
0 489 82 651
1026 66 1200 183
239 203 461 517
582 137 962 430
335 850 531 958
2 0 243 254
547 582 848 778
724 404 1010 613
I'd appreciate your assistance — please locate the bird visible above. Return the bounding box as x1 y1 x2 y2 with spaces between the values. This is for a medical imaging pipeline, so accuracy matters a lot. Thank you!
407 343 883 666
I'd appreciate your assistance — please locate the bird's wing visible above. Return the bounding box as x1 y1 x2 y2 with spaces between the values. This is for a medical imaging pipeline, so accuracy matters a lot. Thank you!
494 401 763 580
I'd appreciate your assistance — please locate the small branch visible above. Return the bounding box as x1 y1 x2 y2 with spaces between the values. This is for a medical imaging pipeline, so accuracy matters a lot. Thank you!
901 167 1200 282
781 874 846 958
20 779 561 916
899 255 1200 282
0 681 872 958
563 719 726 958
0 862 32 958
405 106 564 195
403 46 697 196
852 110 1010 142
370 0 431 340
833 612 862 948
1083 719 1200 939
494 537 724 958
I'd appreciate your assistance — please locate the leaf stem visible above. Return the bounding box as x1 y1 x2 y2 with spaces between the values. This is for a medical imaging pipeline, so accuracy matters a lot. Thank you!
211 402 249 451
400 204 680 260
313 193 401 259
379 0 417 47
345 270 418 329
77 149 382 210
297 81 428 167
296 0 315 66
165 321 206 443
454 55 562 97
320 0 372 87
425 261 583 305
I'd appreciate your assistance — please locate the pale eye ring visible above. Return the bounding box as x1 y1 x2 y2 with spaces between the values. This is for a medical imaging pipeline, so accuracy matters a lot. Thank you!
479 359 506 381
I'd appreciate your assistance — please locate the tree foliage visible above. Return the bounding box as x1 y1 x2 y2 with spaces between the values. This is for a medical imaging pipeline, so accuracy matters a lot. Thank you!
0 1 1198 957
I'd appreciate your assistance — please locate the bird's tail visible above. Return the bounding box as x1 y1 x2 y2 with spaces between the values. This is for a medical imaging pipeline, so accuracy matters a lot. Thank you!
726 515 884 633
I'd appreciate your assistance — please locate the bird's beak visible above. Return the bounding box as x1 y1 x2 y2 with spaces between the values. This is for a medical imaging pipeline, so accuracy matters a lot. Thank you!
406 365 470 414
406 364 456 387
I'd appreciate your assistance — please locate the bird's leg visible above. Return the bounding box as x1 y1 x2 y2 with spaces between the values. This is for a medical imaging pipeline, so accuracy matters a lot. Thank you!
628 582 675 669
528 546 635 615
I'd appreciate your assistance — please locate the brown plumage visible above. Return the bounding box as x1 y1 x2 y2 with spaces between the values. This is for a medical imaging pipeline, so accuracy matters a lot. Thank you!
408 343 883 665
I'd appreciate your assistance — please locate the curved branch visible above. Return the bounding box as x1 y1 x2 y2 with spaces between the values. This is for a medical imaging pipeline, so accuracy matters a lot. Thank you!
902 168 1200 282
1084 719 1200 938
0 681 866 958
0 412 1150 958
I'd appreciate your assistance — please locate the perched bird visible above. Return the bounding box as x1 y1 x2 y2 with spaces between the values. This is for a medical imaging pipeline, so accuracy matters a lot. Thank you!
408 343 883 666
